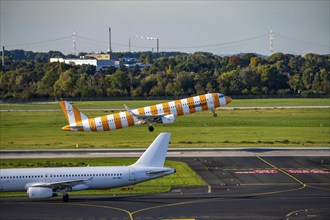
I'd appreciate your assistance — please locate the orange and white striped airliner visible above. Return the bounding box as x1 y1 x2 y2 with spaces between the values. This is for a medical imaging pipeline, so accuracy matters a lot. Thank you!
60 93 231 132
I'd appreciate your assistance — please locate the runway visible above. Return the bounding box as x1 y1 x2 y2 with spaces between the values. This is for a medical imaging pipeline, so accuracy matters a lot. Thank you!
1 147 330 158
1 156 329 220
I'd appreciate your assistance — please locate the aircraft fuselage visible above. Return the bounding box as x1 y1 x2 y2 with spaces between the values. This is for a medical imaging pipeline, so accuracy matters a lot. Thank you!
61 93 231 132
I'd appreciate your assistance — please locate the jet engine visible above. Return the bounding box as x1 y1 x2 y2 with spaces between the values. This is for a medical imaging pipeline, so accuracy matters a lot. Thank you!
27 187 56 199
161 114 175 124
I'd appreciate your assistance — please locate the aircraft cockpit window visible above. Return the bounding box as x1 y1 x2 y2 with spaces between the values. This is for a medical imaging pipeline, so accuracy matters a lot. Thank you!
219 94 224 98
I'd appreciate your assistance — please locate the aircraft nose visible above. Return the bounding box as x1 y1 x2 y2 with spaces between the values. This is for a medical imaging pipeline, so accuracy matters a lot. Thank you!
225 96 232 104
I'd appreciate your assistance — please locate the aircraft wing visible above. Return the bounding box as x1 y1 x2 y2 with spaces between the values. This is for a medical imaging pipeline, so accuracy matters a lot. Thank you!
124 104 169 123
27 178 93 189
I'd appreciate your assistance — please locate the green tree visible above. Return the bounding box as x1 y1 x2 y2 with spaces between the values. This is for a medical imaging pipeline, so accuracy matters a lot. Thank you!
173 72 195 96
288 73 303 93
53 69 77 98
37 65 60 97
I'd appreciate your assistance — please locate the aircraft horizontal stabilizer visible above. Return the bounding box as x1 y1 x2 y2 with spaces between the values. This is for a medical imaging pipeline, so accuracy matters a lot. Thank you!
146 168 175 175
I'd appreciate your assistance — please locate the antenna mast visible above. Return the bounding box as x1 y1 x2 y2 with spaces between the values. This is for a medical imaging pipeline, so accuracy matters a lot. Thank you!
72 31 77 55
269 28 274 55
129 37 131 52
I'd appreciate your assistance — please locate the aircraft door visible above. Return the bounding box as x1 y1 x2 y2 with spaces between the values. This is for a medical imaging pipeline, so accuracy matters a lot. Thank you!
129 169 136 181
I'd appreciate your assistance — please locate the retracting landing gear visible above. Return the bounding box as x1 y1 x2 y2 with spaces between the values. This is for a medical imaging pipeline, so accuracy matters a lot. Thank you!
62 193 69 202
212 110 217 117
148 125 154 132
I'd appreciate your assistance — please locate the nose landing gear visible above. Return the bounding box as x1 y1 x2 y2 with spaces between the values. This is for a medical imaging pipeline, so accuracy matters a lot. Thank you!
148 125 154 132
212 110 217 117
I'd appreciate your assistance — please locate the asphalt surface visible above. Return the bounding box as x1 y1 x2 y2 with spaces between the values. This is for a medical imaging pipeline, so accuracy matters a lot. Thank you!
1 148 330 158
1 156 329 220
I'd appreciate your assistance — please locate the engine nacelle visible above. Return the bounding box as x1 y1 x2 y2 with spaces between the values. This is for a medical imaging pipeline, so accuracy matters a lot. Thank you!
27 187 55 199
161 114 175 124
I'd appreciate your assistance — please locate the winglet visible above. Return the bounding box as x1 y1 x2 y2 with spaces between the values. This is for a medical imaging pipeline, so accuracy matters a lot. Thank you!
124 104 138 117
133 133 171 167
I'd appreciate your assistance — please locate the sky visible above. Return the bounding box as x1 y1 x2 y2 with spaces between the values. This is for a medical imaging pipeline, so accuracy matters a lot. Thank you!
1 0 329 55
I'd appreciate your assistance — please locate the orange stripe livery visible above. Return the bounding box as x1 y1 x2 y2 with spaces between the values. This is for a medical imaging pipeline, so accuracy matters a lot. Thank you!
60 93 231 132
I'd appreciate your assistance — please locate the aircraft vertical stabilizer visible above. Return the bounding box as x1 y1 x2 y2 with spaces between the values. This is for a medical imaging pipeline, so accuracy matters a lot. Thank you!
59 101 88 126
133 133 171 167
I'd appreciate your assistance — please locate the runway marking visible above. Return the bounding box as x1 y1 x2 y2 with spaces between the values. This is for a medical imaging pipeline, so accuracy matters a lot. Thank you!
130 157 328 218
256 156 305 185
31 202 134 220
256 156 330 192
286 169 330 174
234 169 278 174
130 185 308 219
64 203 134 219
24 184 308 220
4 157 329 220
227 167 330 174
285 208 330 219
241 182 330 186
6 182 324 220
224 168 277 171
240 183 299 186
225 168 330 171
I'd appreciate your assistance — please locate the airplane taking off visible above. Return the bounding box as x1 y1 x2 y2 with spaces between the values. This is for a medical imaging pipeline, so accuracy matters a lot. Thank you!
0 133 175 202
60 93 231 132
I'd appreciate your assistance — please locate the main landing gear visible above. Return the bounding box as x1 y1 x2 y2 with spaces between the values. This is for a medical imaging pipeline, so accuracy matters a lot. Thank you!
148 125 154 132
62 193 69 202
212 110 218 117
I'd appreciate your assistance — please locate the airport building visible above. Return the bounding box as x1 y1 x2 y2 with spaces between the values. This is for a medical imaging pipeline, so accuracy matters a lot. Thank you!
50 53 120 71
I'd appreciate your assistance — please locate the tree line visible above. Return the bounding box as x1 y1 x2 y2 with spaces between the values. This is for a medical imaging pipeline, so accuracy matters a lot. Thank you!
0 50 329 100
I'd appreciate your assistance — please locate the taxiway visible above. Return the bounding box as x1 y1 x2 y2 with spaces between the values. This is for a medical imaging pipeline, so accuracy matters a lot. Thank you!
1 155 329 220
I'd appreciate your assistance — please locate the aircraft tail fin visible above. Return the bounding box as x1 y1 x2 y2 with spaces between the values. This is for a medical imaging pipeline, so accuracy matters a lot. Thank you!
59 101 88 125
133 133 171 167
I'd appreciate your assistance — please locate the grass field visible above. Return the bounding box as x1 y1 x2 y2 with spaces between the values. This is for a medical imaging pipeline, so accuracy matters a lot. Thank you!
0 99 329 149
0 98 329 197
1 98 329 110
0 158 205 196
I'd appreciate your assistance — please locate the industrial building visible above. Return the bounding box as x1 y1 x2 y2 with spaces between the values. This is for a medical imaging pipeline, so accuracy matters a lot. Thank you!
50 54 120 71
50 28 149 70
50 27 121 71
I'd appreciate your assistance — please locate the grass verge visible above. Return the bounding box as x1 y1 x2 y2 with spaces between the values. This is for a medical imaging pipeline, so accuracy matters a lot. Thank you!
1 108 329 149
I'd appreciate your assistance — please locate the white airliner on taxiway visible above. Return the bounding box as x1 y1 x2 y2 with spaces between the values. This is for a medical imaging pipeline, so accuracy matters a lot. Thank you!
0 133 175 202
